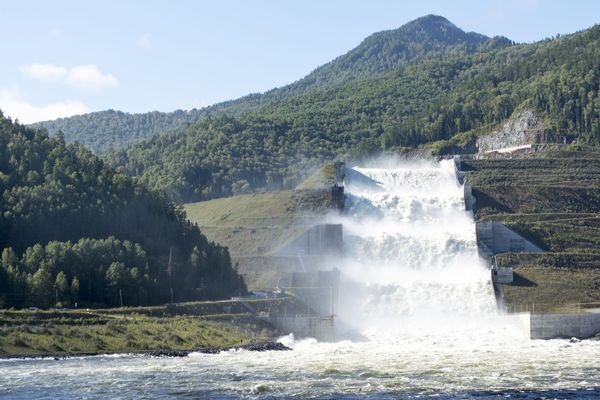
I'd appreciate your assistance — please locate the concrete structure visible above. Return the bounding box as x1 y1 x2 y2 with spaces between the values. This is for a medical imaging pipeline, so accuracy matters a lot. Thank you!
265 268 341 341
270 315 335 341
464 183 475 211
333 160 346 186
290 269 340 317
476 222 543 256
453 154 462 172
490 255 514 284
331 160 346 212
491 266 514 284
331 185 344 212
277 224 343 256
452 155 474 210
530 313 600 339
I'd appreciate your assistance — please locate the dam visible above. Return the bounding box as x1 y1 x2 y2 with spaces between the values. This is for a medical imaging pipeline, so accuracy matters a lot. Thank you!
275 157 600 342
4 159 600 399
276 158 496 340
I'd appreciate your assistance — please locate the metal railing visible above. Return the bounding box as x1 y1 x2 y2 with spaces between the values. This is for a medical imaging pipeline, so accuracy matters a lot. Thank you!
503 302 600 314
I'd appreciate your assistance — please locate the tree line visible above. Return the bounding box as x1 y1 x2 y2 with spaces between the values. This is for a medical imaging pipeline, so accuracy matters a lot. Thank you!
0 237 243 309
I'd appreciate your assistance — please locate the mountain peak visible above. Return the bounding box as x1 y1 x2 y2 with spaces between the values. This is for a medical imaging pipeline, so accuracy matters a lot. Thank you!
390 14 488 46
292 15 494 90
408 14 454 26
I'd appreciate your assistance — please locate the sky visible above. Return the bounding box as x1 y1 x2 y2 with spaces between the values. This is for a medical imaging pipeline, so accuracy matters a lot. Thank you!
1 0 599 123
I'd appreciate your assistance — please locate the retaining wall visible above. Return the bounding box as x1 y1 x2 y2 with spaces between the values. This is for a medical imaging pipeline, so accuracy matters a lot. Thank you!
270 316 335 341
276 224 343 256
530 313 600 339
476 222 543 255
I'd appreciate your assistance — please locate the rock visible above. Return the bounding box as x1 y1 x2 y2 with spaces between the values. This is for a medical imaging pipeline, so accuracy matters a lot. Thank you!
244 341 291 352
476 107 565 153
198 341 291 354
146 349 189 357
569 337 581 343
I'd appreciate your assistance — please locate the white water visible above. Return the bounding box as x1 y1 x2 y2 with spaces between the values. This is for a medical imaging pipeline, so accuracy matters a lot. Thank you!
338 159 496 337
3 159 600 399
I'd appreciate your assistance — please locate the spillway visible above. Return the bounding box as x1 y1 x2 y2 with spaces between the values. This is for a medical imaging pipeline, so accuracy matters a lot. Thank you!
338 159 497 338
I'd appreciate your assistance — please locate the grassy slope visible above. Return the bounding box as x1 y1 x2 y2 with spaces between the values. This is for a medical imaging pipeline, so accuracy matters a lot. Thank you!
464 146 600 311
185 184 333 289
0 297 307 356
495 253 600 312
185 189 331 256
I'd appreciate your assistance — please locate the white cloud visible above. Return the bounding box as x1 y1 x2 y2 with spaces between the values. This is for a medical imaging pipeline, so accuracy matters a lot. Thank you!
66 64 118 91
19 63 119 92
0 88 89 123
19 63 67 82
139 33 151 49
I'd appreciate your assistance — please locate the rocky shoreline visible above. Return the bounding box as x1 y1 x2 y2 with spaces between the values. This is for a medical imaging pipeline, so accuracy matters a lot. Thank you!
0 341 291 360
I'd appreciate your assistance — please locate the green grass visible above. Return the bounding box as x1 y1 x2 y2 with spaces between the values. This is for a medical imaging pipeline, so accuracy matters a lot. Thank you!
295 164 334 190
464 155 600 218
483 214 600 253
499 267 600 313
498 253 600 312
185 189 334 289
0 297 310 356
185 189 331 256
0 312 273 356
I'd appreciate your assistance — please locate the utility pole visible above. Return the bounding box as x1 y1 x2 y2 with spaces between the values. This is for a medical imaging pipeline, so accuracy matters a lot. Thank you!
331 284 334 317
167 247 174 303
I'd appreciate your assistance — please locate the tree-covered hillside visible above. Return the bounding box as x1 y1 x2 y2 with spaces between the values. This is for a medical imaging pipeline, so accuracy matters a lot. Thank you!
31 109 199 154
0 114 246 309
31 15 508 154
278 15 509 93
107 23 600 202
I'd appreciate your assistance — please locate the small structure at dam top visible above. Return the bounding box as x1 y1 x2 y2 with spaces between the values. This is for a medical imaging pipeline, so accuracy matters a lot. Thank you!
331 160 345 212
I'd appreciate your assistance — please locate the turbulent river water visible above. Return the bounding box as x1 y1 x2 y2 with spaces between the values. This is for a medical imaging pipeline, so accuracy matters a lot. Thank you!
3 159 600 399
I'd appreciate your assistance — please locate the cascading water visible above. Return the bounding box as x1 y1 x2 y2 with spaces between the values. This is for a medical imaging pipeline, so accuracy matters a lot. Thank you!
337 159 498 336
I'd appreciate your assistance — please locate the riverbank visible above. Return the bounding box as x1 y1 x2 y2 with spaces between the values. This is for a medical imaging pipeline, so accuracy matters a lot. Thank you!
0 305 281 357
0 341 291 360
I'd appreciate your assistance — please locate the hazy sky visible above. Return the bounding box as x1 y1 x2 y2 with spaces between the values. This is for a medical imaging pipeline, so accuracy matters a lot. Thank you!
1 0 599 123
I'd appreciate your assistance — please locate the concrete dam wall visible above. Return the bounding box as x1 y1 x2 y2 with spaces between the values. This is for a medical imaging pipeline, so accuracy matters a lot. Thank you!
276 224 343 256
530 313 600 339
476 221 543 257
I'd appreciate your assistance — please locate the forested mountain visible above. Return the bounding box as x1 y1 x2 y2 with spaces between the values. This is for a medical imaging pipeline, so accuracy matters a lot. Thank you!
30 109 199 154
107 23 600 202
276 15 509 93
0 114 246 309
31 15 508 154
